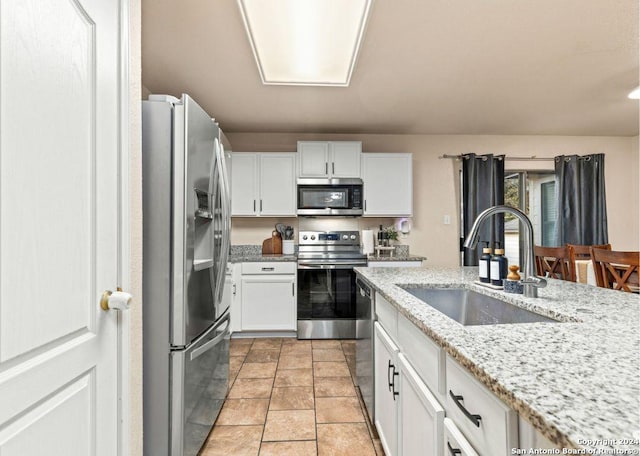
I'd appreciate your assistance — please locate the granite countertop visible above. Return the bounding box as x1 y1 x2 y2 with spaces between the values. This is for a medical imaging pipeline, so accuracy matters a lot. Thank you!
367 254 426 262
354 266 640 452
367 244 426 262
229 245 297 263
229 244 426 263
229 253 297 263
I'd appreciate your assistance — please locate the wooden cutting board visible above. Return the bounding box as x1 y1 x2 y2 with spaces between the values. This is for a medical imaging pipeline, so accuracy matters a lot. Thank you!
262 230 282 255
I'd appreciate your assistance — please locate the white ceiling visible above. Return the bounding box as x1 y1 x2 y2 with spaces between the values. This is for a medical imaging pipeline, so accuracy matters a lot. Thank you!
141 0 639 136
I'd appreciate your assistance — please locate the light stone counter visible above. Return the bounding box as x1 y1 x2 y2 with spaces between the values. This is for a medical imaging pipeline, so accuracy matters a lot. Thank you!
354 266 640 452
229 244 297 263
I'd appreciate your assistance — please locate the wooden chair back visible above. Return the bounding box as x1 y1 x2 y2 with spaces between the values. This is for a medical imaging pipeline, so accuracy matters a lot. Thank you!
590 248 640 292
567 243 611 260
534 245 576 282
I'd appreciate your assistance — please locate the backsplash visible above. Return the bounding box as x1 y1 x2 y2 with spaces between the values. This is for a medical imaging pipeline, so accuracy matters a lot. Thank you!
231 217 407 245
230 242 410 257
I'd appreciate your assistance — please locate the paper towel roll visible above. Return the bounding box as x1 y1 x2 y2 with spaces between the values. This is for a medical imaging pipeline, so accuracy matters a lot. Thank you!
361 230 374 255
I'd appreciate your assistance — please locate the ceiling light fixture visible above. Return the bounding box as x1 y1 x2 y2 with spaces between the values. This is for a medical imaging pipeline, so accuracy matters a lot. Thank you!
237 0 373 86
628 86 640 99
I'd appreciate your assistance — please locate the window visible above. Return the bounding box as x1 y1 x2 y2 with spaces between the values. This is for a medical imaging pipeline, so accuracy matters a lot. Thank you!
503 171 557 269
541 181 557 246
459 167 558 268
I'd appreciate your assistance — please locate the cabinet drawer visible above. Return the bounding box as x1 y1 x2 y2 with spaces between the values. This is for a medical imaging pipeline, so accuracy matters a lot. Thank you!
397 313 445 400
375 293 397 338
445 355 518 456
241 262 296 275
444 418 479 456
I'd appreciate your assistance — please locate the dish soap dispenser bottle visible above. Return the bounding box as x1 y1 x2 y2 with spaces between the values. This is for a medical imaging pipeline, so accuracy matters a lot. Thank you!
490 242 508 287
479 242 492 284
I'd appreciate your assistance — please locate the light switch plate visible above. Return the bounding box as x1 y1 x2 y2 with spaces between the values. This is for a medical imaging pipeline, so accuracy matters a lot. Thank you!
443 215 451 225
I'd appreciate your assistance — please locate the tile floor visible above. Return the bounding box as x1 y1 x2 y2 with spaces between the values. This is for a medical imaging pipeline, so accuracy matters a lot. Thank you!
199 337 385 456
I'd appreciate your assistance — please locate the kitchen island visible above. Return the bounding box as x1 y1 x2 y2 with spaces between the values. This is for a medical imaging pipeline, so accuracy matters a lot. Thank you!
354 266 640 452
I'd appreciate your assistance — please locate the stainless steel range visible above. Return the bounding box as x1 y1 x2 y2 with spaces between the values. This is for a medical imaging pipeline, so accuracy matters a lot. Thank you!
297 230 367 339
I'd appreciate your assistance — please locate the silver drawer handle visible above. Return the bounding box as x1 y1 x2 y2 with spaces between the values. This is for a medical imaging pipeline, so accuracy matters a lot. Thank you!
261 267 275 271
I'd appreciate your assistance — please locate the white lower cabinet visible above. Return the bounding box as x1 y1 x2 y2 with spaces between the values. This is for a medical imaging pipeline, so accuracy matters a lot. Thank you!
398 353 445 456
238 262 296 331
374 322 399 456
375 322 445 456
372 291 521 456
227 263 241 333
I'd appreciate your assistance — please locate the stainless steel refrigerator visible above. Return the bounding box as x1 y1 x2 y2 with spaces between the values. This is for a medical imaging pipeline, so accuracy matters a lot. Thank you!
142 94 231 456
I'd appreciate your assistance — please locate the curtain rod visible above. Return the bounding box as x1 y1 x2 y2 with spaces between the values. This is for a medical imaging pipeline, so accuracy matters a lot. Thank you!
439 154 554 162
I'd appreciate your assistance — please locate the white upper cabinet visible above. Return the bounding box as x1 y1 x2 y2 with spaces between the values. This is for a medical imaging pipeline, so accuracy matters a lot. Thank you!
330 142 362 177
260 154 297 215
362 153 413 217
298 141 361 178
231 152 296 216
231 153 259 216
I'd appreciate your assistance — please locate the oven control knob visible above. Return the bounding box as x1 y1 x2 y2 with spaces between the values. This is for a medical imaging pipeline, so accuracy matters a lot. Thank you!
310 235 316 240
350 234 357 240
342 234 348 240
302 235 308 240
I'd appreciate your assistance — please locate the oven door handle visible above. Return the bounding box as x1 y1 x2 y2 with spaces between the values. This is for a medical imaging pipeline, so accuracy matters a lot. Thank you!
297 263 367 270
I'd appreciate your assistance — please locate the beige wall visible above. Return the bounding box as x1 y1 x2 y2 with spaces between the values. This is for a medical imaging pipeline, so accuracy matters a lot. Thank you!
227 133 639 266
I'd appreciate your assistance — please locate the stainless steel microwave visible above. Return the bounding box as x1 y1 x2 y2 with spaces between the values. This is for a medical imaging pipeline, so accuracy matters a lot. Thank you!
297 178 363 216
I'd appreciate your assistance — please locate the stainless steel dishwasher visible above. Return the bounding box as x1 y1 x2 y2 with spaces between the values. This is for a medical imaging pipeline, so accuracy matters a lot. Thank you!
355 278 374 423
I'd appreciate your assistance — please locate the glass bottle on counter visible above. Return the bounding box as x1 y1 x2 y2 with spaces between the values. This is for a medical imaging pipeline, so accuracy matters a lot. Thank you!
490 242 508 287
479 241 492 283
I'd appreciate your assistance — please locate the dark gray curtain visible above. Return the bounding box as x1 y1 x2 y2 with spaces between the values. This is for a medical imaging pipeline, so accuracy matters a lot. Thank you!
555 154 608 245
462 153 505 265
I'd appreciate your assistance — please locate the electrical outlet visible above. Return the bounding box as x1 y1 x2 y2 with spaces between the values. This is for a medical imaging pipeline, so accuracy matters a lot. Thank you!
443 215 451 225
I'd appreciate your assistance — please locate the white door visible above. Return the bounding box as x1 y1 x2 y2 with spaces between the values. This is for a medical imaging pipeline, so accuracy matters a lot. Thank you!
0 0 127 455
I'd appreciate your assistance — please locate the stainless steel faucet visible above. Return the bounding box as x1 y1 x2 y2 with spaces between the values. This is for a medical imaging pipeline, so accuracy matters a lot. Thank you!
463 205 547 297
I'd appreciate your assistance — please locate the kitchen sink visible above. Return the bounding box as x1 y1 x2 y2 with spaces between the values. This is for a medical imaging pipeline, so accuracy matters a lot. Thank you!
400 286 559 326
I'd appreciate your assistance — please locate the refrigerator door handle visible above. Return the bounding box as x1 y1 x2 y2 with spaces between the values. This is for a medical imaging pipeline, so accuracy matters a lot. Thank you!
214 138 231 308
190 318 230 361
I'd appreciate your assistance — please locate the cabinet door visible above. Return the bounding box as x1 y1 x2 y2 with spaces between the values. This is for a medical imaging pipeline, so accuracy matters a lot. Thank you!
298 141 330 177
374 322 399 456
330 141 361 177
398 354 445 456
260 153 297 216
241 275 296 330
229 264 241 333
362 153 413 216
231 153 258 215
